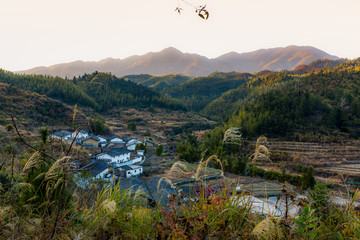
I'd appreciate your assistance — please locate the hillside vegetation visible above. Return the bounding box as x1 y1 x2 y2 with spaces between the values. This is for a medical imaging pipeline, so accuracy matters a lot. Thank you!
125 74 191 90
162 72 252 111
0 70 185 112
200 59 360 161
0 82 86 128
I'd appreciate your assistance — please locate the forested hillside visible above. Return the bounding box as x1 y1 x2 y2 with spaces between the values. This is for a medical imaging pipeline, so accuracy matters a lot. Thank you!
125 74 191 90
0 82 86 128
201 72 294 121
200 58 360 157
161 72 252 111
73 72 185 111
0 70 185 112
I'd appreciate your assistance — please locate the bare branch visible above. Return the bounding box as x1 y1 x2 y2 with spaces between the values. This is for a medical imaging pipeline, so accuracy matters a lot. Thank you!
10 111 57 161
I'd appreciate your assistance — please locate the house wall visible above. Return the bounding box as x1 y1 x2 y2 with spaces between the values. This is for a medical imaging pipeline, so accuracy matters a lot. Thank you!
95 168 109 179
115 157 142 167
107 143 125 148
127 144 136 151
137 150 145 156
50 135 71 141
72 132 89 140
132 156 142 164
125 167 143 178
110 138 124 144
98 153 131 164
83 139 98 147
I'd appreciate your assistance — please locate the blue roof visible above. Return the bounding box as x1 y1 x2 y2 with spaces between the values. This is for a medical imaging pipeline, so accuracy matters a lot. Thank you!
145 139 155 144
145 177 176 206
52 130 71 137
122 137 134 143
71 160 82 168
121 165 133 171
81 161 110 177
97 135 107 141
106 148 130 157
108 135 122 140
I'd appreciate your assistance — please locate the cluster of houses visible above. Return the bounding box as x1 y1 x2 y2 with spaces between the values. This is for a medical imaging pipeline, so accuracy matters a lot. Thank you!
50 130 156 182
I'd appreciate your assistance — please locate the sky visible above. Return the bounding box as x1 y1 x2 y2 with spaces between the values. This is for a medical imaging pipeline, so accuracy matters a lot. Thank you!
1 0 360 71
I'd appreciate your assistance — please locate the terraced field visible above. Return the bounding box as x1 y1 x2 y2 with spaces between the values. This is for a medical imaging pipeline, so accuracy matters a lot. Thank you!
269 140 360 167
266 140 360 181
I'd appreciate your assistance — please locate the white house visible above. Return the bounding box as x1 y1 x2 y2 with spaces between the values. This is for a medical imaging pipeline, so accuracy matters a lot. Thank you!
97 135 108 147
131 156 143 164
81 160 111 180
50 130 72 141
96 148 131 164
108 135 125 144
126 139 143 151
72 130 90 141
137 150 145 156
121 165 143 178
97 135 107 143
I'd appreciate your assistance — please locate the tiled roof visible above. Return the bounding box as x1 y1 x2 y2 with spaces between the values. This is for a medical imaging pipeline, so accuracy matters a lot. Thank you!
121 165 142 171
81 161 110 177
118 178 152 199
108 135 122 140
121 165 133 171
83 136 100 142
145 177 176 206
106 148 130 157
51 130 71 137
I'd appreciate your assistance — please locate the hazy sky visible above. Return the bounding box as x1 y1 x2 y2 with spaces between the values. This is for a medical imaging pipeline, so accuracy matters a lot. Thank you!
1 0 360 71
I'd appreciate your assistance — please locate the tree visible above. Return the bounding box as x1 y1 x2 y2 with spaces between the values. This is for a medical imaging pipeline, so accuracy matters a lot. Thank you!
127 121 137 131
39 127 49 144
6 124 13 132
92 116 108 135
177 135 201 163
308 182 331 219
135 143 147 154
302 166 316 190
156 144 163 156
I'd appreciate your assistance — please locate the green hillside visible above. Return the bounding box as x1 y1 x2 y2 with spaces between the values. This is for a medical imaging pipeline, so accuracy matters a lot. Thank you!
201 71 295 121
201 58 360 156
0 82 86 128
125 74 191 90
0 69 98 109
162 72 252 111
0 70 185 112
73 72 185 111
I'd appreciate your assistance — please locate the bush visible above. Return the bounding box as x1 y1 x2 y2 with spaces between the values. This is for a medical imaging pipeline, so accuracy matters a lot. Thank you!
127 121 137 131
155 144 163 156
302 166 316 190
308 182 331 219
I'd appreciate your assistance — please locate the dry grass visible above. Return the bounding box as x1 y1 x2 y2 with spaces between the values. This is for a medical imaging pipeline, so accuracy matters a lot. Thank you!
104 107 215 143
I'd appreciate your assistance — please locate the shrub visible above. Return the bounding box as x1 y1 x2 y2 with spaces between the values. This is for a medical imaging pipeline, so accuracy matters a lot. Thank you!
127 121 137 131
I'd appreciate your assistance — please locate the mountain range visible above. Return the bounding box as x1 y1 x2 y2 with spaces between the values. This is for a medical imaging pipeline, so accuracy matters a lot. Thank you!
17 45 338 78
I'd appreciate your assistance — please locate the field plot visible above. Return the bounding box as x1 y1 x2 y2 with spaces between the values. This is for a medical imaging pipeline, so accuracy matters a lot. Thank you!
323 164 360 176
269 140 360 168
238 180 285 197
104 107 215 143
265 140 360 182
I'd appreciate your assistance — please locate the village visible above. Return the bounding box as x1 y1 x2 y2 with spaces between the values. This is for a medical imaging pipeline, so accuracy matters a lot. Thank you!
49 129 157 182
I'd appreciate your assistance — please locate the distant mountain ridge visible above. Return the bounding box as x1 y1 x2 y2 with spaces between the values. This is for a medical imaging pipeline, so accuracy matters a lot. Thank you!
17 46 338 78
